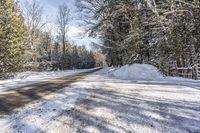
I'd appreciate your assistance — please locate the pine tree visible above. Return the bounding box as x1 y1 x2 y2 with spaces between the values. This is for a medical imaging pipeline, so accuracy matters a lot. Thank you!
0 0 26 73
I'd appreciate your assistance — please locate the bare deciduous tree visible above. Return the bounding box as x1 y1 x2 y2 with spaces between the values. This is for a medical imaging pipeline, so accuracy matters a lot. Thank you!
56 4 70 69
22 0 45 62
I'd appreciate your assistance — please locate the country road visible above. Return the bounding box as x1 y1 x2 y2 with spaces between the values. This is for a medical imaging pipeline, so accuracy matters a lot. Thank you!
0 68 200 133
0 68 101 115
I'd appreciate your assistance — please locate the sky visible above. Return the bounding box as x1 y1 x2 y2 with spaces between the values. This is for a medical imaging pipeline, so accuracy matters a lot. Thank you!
18 0 97 49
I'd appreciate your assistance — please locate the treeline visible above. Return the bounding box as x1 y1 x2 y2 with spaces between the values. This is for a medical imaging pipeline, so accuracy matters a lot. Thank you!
76 0 200 74
0 0 103 75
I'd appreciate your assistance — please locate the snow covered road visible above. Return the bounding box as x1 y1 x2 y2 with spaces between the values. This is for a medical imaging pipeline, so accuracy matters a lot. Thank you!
0 69 200 133
0 68 101 92
0 68 101 115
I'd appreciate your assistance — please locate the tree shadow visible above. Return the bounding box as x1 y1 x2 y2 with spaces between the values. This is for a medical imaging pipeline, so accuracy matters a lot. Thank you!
76 88 200 132
1 69 200 133
18 85 199 133
4 86 200 133
66 87 200 133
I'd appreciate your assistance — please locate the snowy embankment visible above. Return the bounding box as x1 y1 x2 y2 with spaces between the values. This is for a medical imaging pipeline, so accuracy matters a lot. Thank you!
0 68 98 92
109 64 200 87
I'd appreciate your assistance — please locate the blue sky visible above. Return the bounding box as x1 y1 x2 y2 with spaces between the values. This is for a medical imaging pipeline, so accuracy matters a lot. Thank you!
38 0 76 23
18 0 97 49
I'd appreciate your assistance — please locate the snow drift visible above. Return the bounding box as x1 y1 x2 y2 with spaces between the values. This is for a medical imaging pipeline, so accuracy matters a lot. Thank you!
111 64 164 81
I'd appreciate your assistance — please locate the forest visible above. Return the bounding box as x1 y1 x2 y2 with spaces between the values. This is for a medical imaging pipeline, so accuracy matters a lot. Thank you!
76 0 200 75
1 0 200 76
0 0 104 77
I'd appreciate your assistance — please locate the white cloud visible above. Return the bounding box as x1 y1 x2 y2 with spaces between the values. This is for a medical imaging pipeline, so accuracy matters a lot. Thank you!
67 26 86 38
43 23 86 38
18 0 99 47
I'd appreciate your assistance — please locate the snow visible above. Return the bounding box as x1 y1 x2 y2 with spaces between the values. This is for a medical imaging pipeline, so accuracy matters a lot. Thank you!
111 64 164 81
0 68 96 92
0 66 199 133
0 87 82 133
110 64 200 83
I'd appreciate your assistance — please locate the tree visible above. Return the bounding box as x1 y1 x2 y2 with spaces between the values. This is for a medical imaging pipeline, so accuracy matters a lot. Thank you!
56 4 70 70
22 0 45 63
76 0 200 75
0 0 26 73
39 30 53 61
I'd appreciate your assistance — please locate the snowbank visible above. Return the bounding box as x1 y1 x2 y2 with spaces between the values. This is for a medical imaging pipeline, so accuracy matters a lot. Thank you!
111 64 165 81
109 64 200 85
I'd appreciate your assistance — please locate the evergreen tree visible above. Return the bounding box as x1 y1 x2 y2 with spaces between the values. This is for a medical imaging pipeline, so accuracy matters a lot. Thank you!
76 0 200 75
0 0 26 73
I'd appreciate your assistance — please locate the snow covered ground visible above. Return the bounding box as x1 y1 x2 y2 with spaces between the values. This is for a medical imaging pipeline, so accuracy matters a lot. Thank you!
111 64 164 81
0 66 200 133
111 64 200 88
0 68 97 92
